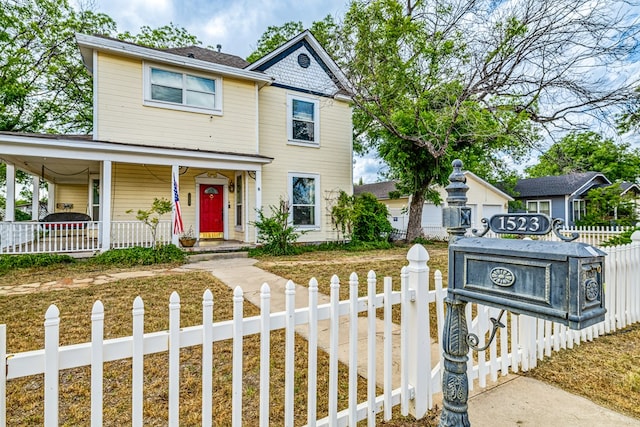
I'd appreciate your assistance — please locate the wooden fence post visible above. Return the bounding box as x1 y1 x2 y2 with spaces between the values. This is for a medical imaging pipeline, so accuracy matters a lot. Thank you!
405 243 431 419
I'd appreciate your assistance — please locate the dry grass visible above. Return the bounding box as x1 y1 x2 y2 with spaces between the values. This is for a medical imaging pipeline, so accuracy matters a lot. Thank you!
526 322 640 419
2 241 639 425
1 271 371 426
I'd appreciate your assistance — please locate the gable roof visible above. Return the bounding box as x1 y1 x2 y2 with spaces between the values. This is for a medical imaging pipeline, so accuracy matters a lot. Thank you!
620 181 640 196
162 46 250 69
514 172 611 198
75 34 272 86
246 30 351 99
354 172 513 202
354 181 399 200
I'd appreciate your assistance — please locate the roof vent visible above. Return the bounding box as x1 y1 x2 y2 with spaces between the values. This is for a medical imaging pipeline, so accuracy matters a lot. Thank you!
187 53 195 58
216 44 222 52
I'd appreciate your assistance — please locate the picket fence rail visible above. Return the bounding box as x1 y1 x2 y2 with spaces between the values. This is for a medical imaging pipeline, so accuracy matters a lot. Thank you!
1 235 639 426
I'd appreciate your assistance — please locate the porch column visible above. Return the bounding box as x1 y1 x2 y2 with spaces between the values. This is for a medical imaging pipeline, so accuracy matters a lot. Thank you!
31 175 40 220
5 163 15 222
171 165 180 246
254 169 262 244
48 183 55 214
100 161 112 252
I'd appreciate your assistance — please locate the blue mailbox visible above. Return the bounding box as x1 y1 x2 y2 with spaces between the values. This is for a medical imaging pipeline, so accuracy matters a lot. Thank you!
448 222 606 330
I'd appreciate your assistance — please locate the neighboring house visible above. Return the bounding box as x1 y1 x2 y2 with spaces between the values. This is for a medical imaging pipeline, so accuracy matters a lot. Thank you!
0 30 353 252
354 172 513 234
620 182 640 218
511 172 612 226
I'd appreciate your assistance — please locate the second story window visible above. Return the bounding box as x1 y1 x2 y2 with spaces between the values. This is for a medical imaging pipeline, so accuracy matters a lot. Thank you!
145 65 221 114
288 95 319 145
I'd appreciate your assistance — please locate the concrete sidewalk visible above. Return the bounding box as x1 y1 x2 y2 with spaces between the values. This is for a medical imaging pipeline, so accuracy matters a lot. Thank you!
186 256 640 427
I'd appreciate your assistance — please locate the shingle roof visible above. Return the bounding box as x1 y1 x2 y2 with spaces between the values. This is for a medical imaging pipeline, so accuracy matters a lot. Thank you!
162 46 250 69
514 172 608 198
353 181 401 199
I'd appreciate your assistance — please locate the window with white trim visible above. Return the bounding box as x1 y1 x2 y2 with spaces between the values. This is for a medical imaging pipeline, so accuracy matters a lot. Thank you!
289 173 320 228
287 95 319 144
235 173 243 228
573 199 586 221
526 200 551 216
145 65 221 114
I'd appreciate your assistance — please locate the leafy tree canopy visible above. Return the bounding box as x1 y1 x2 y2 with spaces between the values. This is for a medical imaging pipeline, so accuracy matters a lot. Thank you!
525 132 640 182
117 22 202 49
246 15 339 63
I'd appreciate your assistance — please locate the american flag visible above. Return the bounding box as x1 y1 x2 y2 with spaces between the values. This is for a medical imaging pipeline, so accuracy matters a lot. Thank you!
173 173 184 235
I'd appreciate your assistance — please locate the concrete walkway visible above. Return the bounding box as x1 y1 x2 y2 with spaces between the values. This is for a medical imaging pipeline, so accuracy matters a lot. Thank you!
184 256 640 427
3 254 638 426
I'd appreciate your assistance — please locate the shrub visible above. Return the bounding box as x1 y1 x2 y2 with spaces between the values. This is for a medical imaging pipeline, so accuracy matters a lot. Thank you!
252 199 305 256
89 244 186 266
126 198 173 248
352 192 393 242
0 253 76 275
600 227 640 247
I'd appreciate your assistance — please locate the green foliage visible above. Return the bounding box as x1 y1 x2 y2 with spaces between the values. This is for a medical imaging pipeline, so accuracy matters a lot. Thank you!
89 244 186 266
117 23 201 49
526 132 640 182
127 198 173 247
253 199 305 255
351 192 393 242
246 15 338 63
330 191 356 241
575 183 638 227
0 1 201 134
601 227 640 247
0 253 75 275
0 0 116 133
247 239 393 257
330 191 393 243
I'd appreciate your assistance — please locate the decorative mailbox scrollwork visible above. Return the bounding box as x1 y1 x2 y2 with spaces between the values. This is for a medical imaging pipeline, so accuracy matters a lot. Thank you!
466 309 506 352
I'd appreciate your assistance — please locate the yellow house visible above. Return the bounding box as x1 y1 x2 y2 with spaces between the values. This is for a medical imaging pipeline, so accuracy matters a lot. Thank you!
354 172 513 239
0 31 353 253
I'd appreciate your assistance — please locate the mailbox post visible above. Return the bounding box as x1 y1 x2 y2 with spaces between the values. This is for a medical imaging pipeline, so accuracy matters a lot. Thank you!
439 159 472 427
437 160 606 426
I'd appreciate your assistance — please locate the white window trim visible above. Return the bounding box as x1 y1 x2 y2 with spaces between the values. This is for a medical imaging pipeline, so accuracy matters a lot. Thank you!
235 172 244 231
573 199 586 221
143 62 223 115
526 199 552 216
286 94 320 146
288 172 321 230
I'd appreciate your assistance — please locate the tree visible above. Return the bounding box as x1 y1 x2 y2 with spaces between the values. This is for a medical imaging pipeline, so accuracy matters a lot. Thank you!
117 22 202 49
576 183 638 226
246 15 339 63
334 0 640 241
0 0 202 135
0 0 116 133
525 131 640 182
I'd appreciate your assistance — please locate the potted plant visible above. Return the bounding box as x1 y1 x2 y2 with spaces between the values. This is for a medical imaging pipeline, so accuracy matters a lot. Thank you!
179 226 197 247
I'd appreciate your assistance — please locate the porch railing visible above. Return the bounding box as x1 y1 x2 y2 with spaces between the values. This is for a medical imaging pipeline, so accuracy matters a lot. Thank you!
0 220 173 254
0 221 101 254
110 220 172 249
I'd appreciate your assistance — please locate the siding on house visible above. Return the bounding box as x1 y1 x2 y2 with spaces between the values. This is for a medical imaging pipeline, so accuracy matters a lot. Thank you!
258 86 353 242
96 53 258 154
54 185 89 215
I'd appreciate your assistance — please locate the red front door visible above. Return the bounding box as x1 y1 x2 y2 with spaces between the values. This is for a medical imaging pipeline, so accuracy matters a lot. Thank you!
199 184 224 238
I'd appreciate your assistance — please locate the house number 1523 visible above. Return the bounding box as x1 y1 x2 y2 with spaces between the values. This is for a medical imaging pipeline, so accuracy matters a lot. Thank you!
488 214 552 235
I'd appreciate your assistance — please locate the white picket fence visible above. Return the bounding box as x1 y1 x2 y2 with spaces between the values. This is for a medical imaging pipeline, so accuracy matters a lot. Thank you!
1 236 639 426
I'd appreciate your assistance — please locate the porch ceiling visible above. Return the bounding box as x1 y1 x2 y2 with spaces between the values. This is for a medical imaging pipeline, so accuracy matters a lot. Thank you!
4 154 100 185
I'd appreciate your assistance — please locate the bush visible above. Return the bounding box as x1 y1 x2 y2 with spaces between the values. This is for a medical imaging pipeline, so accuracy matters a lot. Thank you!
253 199 305 256
89 244 186 266
600 227 640 247
0 253 76 275
352 193 393 242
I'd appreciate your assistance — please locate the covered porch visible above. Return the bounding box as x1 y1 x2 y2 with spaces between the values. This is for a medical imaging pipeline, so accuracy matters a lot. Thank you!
0 132 272 255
